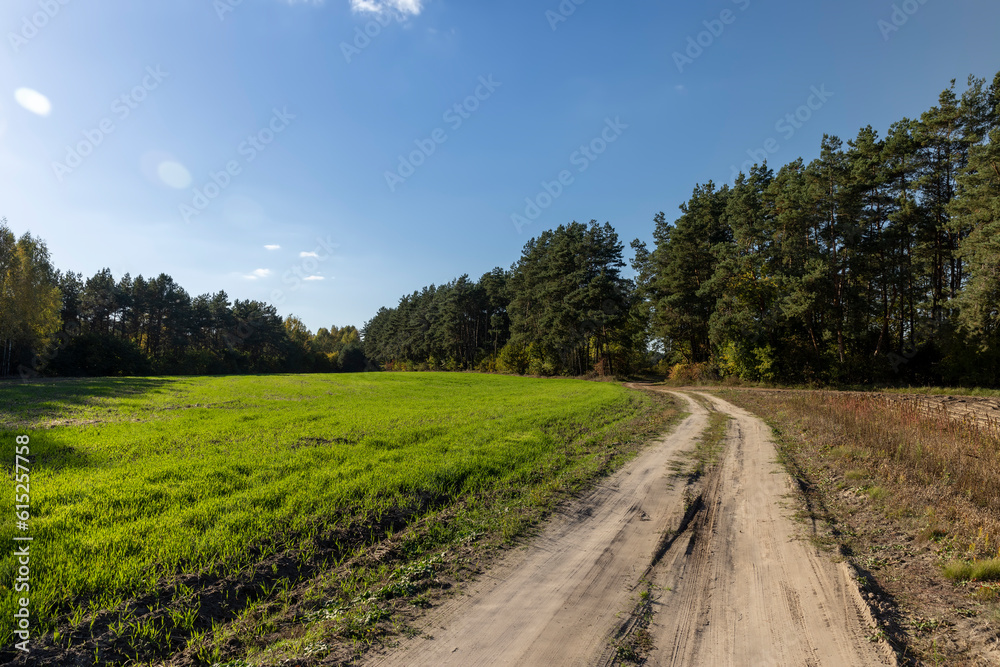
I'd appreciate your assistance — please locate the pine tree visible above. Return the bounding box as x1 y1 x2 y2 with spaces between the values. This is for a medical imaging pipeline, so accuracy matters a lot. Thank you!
648 182 732 363
953 73 1000 346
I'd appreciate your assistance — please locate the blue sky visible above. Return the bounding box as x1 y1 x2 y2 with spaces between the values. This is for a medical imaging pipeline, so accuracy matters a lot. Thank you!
1 0 998 332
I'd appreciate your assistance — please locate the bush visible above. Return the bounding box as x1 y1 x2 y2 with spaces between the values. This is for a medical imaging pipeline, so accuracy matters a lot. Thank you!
667 362 718 384
497 342 530 375
527 355 553 376
339 341 368 373
476 356 499 373
718 341 776 382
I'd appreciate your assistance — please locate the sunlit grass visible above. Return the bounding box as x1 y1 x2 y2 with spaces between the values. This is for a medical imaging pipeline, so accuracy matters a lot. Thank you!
0 373 666 659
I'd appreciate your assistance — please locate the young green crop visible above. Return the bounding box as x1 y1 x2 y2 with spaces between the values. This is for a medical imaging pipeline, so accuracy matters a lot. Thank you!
0 373 652 651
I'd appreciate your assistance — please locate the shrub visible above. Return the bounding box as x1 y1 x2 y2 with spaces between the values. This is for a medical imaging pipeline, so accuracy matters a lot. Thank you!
718 341 776 382
667 362 718 384
497 342 529 375
339 341 368 373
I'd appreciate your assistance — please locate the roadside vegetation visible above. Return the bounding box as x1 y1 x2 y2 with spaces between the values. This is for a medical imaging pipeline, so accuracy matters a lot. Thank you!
719 389 1000 665
0 373 679 666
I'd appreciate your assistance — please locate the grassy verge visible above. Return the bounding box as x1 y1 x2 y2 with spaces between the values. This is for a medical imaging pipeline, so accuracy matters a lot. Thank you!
716 388 1000 666
0 373 680 666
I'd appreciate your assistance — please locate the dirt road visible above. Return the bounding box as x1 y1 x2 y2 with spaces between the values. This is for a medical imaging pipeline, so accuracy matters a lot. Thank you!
644 392 893 666
368 392 708 666
368 391 895 666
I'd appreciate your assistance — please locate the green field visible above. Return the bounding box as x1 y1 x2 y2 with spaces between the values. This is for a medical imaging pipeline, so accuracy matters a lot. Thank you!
0 373 675 665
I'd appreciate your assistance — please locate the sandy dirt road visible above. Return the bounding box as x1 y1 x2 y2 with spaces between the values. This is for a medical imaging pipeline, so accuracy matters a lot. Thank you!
367 392 709 667
643 392 894 666
368 390 895 667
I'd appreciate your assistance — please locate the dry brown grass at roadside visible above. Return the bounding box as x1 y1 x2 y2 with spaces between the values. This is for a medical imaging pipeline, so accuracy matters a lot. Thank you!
717 389 1000 666
744 390 1000 556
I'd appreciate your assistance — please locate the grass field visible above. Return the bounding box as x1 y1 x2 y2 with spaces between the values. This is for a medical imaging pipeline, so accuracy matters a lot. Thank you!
0 373 677 665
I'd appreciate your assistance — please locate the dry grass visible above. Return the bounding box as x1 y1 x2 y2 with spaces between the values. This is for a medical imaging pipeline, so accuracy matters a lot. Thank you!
839 394 1000 509
717 388 1000 665
737 390 1000 558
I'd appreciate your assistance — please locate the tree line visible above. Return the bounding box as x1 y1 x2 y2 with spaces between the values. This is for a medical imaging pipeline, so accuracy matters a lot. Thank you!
4 69 998 385
363 221 642 376
633 71 1000 385
365 70 1000 386
0 219 366 378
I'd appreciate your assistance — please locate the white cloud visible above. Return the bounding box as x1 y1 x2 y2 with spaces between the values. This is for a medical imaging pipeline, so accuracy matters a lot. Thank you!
244 268 273 280
264 244 281 250
303 276 325 281
14 88 51 116
350 0 423 17
300 251 319 258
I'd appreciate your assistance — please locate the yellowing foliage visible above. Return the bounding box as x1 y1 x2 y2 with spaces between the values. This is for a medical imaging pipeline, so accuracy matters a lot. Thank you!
0 220 62 353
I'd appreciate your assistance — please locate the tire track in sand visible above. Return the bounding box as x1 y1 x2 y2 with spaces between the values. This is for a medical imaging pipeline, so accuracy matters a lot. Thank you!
642 391 895 666
367 389 895 666
367 392 709 667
